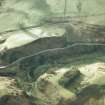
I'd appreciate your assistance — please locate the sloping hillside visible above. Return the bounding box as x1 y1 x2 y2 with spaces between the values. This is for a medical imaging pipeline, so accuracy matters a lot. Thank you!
0 0 105 105
0 0 105 33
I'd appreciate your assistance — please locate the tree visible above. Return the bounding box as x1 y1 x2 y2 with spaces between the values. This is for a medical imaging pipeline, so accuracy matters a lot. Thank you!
64 0 67 18
77 0 82 13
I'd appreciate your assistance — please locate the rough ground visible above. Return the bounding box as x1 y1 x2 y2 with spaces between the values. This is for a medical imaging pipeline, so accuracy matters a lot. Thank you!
0 77 32 105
